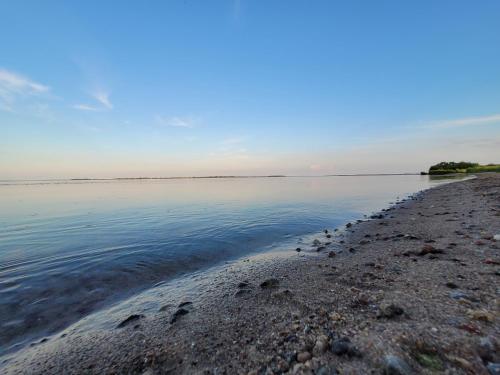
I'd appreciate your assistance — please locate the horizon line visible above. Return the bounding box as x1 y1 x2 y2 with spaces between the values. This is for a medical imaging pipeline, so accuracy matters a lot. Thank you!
0 172 425 182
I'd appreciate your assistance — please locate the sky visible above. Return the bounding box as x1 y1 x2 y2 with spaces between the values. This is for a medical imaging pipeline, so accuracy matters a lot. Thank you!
1 0 499 179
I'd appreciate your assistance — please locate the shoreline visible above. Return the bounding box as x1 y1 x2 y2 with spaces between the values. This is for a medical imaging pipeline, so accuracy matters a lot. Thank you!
2 174 499 374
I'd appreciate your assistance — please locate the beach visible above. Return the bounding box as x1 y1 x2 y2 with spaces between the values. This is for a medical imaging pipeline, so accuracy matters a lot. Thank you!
2 173 499 374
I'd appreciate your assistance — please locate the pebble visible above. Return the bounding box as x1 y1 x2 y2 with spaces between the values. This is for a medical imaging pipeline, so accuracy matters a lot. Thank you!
445 282 458 289
297 351 312 363
487 363 500 375
378 303 404 319
331 337 360 357
328 251 336 258
170 308 189 323
117 314 144 328
260 278 280 289
477 336 496 362
313 335 329 355
383 355 413 375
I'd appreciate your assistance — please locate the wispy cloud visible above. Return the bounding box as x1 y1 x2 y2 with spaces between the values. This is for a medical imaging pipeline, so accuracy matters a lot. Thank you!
92 91 113 109
422 113 500 129
73 90 113 112
156 115 197 128
72 103 101 112
0 68 50 111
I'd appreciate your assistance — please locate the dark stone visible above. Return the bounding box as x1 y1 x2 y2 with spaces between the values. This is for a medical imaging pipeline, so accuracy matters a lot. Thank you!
346 222 352 228
170 308 189 323
383 355 413 375
477 337 496 363
487 363 500 375
445 282 458 289
378 303 404 319
178 301 192 308
331 337 361 357
295 247 301 252
260 278 280 289
117 314 144 328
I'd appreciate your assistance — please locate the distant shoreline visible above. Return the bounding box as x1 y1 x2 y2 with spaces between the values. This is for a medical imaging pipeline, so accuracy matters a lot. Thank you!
0 173 426 183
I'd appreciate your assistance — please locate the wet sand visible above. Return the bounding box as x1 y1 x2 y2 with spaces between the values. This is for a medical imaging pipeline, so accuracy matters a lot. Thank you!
2 173 499 374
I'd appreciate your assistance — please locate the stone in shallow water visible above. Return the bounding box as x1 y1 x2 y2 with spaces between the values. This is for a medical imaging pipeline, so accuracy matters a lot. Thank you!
170 308 189 323
260 278 280 289
383 355 412 375
116 314 144 328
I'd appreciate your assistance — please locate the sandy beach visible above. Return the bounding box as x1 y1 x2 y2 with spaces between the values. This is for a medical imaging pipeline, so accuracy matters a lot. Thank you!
2 173 499 374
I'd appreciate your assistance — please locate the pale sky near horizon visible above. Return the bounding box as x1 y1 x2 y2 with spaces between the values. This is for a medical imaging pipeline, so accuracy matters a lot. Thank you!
1 0 499 179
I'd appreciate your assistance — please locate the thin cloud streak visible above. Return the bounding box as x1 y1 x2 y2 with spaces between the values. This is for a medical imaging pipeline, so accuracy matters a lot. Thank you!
422 113 500 129
0 68 50 111
72 104 102 111
156 115 197 128
92 91 113 109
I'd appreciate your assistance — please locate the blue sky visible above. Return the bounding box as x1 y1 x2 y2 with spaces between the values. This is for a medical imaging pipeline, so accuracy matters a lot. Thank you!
1 0 499 178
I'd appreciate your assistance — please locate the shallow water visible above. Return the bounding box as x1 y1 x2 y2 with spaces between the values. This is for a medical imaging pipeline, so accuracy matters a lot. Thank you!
0 175 463 354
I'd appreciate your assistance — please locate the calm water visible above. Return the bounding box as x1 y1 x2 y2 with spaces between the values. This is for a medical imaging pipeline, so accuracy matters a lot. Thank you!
0 175 460 354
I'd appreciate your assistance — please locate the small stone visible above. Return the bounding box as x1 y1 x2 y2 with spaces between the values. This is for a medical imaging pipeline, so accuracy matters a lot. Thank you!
297 351 312 363
260 278 280 289
449 290 469 300
328 251 336 258
331 337 360 357
477 336 495 362
313 239 321 246
383 355 412 375
117 314 144 328
494 234 500 241
346 222 352 228
487 362 500 375
419 244 444 255
313 335 329 355
295 247 302 252
170 308 189 323
326 234 332 238
445 282 458 289
378 303 404 319
467 309 495 322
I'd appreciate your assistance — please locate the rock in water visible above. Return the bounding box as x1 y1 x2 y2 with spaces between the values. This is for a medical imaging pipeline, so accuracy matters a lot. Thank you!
170 308 189 323
260 278 280 289
383 355 413 375
116 314 144 328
